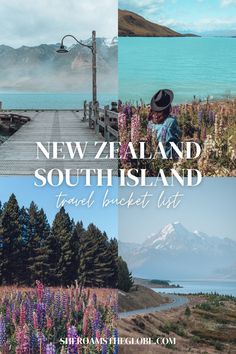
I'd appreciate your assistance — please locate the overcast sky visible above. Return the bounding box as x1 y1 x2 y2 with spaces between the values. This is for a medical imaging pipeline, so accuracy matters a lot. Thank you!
0 0 117 48
119 0 236 34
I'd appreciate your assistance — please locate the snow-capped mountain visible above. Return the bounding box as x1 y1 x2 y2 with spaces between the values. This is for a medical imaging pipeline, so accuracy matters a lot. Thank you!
119 222 236 280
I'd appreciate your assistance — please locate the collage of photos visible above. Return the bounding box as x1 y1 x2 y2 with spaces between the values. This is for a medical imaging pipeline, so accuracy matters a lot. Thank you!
0 0 236 354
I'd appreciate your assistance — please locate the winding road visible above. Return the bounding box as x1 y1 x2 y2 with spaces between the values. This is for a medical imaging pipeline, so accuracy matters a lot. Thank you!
119 294 189 319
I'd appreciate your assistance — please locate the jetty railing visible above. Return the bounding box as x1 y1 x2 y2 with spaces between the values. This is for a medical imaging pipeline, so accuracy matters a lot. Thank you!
0 100 118 142
83 101 118 141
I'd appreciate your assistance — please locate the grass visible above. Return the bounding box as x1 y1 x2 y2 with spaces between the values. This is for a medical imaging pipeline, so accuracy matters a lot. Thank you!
118 292 236 353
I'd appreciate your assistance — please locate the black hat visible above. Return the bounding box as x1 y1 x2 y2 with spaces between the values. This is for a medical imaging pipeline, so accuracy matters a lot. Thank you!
151 89 174 112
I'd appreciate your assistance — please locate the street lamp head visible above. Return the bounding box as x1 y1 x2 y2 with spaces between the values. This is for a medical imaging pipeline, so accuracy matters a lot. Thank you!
56 44 68 53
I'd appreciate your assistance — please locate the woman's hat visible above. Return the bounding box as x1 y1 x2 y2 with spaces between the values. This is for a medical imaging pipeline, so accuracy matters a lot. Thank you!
151 89 174 112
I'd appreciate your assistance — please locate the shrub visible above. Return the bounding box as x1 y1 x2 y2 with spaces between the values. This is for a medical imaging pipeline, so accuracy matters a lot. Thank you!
185 306 191 316
215 341 224 351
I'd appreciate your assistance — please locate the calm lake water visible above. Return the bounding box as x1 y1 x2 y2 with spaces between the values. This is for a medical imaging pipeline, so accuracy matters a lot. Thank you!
119 37 236 104
154 280 236 297
0 92 117 109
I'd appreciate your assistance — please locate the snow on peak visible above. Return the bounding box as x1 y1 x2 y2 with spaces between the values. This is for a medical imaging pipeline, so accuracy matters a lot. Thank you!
147 232 156 240
160 223 175 237
104 37 118 47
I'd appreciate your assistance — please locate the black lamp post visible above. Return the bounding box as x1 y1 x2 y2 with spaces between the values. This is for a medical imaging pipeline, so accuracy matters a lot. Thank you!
56 31 97 106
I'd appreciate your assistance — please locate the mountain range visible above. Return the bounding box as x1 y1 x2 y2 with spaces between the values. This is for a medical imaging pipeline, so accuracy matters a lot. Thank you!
118 9 199 37
0 37 117 91
119 222 236 280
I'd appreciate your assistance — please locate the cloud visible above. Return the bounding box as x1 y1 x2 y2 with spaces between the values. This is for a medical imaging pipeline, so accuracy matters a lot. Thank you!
0 0 117 47
119 0 175 27
159 16 236 33
119 0 165 19
221 0 236 6
120 0 165 7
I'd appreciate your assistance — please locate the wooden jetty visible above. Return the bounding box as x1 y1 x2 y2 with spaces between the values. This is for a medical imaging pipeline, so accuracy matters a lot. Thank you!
0 107 118 175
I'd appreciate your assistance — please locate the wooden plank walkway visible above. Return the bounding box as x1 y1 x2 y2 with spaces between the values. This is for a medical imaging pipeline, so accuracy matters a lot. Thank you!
0 110 117 175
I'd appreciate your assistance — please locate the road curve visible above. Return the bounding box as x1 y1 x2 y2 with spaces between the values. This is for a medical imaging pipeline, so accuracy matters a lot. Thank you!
119 294 189 319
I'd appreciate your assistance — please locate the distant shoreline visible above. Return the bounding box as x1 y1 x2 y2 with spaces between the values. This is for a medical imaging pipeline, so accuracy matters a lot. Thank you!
133 277 182 289
120 96 236 107
119 34 200 38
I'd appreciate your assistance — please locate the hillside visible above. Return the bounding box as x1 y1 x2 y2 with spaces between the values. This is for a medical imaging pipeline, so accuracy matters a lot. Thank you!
119 9 182 37
118 294 236 353
119 285 169 312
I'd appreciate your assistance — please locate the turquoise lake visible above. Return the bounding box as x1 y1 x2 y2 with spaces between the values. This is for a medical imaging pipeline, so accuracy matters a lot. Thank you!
154 280 236 297
0 92 117 110
119 37 236 104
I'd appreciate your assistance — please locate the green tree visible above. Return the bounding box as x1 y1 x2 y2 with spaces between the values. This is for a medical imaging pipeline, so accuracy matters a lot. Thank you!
93 231 114 288
27 202 51 284
118 256 133 292
0 195 120 289
19 206 30 283
69 221 84 283
51 207 74 285
45 227 60 285
107 238 118 288
79 223 100 287
0 194 24 284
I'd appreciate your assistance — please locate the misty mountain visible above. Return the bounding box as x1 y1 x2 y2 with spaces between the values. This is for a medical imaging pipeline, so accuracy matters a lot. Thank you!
119 222 236 280
0 38 117 91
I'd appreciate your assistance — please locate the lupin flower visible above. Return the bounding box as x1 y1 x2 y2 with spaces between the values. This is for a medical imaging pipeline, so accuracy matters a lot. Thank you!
29 330 38 353
37 332 46 354
118 113 126 132
46 316 52 330
101 341 108 354
5 305 11 323
113 328 118 354
16 324 30 354
37 302 46 330
0 283 135 354
33 311 38 330
36 281 44 303
198 111 202 125
46 343 56 354
131 113 140 146
82 309 88 336
208 110 215 125
19 304 26 327
119 142 129 161
67 325 77 354
95 329 101 351
0 315 6 347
